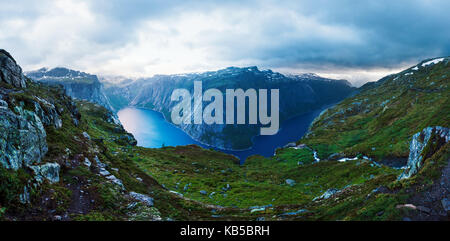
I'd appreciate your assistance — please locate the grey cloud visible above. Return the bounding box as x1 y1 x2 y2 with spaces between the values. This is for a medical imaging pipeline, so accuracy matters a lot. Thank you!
0 0 448 84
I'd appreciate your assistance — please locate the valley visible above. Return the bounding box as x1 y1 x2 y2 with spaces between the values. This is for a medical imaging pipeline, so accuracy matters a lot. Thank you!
0 49 449 221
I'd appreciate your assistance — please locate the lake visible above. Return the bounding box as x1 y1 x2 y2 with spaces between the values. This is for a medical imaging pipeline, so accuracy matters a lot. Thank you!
117 107 324 162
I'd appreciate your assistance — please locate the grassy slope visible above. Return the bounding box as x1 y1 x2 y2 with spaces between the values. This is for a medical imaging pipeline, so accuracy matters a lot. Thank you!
299 58 449 160
2 58 448 221
77 98 402 220
127 58 449 220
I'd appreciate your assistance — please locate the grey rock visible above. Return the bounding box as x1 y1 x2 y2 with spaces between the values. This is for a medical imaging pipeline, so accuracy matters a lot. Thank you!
281 209 308 216
313 188 339 201
82 131 91 140
83 157 91 167
416 206 431 214
19 186 30 204
399 126 449 179
250 207 266 213
0 99 8 109
129 191 154 207
0 105 48 170
94 155 106 168
106 174 125 189
285 179 296 186
34 97 63 129
221 183 231 191
169 190 183 197
99 168 111 176
283 142 297 148
0 49 27 88
117 134 137 146
29 162 60 183
249 204 272 211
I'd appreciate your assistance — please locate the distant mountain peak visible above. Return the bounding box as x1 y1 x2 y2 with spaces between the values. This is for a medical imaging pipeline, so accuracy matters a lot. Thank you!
25 67 99 84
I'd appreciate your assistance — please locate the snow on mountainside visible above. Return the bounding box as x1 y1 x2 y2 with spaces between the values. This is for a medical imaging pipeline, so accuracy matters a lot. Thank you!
25 67 115 111
102 66 356 150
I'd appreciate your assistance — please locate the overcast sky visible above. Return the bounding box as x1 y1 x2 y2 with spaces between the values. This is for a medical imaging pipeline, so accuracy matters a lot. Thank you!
1 0 449 86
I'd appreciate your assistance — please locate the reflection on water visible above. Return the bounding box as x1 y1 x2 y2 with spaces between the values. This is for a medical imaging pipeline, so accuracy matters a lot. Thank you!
118 107 324 162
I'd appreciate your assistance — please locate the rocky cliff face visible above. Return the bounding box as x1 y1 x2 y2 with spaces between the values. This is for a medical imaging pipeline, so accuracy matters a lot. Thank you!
104 67 355 149
0 49 81 202
0 49 27 88
399 126 449 179
25 67 115 112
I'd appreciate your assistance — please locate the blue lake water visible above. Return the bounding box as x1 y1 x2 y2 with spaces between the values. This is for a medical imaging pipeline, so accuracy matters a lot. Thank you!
117 107 324 162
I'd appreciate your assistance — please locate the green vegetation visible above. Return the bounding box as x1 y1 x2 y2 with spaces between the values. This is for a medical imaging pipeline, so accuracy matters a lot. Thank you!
0 57 448 221
300 59 449 160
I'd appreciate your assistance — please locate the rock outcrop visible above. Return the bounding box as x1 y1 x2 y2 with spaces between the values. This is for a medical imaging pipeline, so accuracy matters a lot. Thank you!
129 192 154 207
0 49 26 88
399 126 450 180
0 104 48 170
29 162 60 183
0 49 80 182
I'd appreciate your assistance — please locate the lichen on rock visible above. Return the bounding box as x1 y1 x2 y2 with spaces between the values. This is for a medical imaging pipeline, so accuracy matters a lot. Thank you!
399 126 449 180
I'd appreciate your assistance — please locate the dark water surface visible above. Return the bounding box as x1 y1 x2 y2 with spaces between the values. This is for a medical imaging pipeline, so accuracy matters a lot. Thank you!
117 107 324 162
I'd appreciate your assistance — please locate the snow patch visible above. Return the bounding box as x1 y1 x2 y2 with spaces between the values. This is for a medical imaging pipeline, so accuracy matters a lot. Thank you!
337 157 358 162
422 58 444 67
313 151 320 162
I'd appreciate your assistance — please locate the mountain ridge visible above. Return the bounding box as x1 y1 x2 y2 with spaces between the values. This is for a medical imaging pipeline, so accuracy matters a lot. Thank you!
25 67 115 112
103 66 355 149
0 49 448 221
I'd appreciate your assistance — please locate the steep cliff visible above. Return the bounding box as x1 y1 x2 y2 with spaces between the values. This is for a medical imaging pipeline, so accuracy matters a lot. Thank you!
25 67 115 112
0 50 80 204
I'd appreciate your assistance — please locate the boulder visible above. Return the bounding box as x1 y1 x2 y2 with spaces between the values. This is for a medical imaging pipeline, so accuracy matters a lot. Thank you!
285 179 296 186
34 97 62 129
0 105 47 170
29 162 60 183
221 183 231 191
399 126 449 180
280 209 308 216
82 131 91 140
183 183 191 192
129 191 154 207
83 157 91 167
313 188 339 201
106 174 125 189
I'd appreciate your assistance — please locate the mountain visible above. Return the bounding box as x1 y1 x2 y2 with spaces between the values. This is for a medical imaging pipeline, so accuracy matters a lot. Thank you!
297 57 449 163
25 67 115 112
1 49 448 221
103 67 355 149
0 49 239 221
